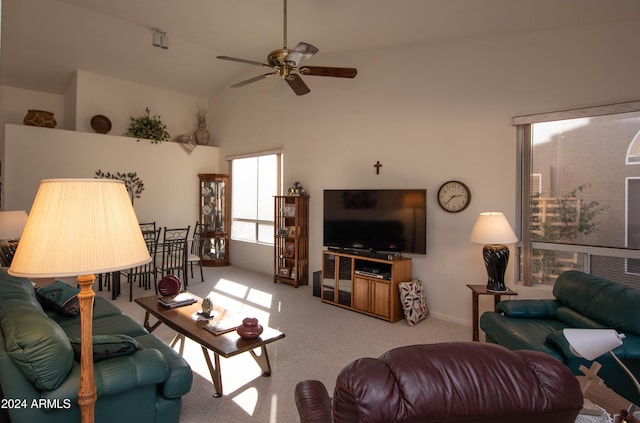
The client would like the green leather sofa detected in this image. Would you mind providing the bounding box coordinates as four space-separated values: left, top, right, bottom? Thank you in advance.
480 270 640 406
0 270 193 423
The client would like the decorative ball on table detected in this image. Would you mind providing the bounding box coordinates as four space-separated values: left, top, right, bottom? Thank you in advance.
236 317 263 339
158 275 181 296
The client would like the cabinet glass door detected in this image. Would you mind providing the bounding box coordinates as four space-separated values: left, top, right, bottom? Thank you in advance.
199 173 230 266
337 256 353 306
322 253 336 301
201 179 226 232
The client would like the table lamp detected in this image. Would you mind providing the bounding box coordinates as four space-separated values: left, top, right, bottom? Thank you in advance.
469 212 518 292
0 210 28 266
8 179 151 423
564 328 640 398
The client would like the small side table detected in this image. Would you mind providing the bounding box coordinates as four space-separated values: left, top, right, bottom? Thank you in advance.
466 284 518 342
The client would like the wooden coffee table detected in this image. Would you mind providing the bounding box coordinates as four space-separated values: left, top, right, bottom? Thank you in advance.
135 293 285 397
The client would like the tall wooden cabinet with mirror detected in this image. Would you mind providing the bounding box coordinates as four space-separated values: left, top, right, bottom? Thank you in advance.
274 195 309 287
199 173 230 266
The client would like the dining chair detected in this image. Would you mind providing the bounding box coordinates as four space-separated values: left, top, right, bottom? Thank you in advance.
121 227 160 301
139 221 156 232
187 222 206 283
156 226 190 289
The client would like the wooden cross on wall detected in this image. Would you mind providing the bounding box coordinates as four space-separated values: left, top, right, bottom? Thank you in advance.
374 161 382 174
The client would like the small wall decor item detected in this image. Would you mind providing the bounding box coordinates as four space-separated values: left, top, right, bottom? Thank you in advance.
437 180 471 213
95 170 145 205
374 160 382 174
126 107 170 144
23 109 57 128
193 103 210 145
236 317 263 339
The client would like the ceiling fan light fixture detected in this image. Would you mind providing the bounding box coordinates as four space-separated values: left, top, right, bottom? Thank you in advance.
217 0 357 96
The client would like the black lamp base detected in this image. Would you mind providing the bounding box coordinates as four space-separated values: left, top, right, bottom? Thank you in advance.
482 244 509 293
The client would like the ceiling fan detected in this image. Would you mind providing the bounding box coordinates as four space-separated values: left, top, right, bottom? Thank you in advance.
216 0 357 96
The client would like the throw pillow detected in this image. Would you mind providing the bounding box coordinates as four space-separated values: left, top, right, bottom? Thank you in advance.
398 279 429 326
36 280 80 316
0 301 74 391
69 334 143 363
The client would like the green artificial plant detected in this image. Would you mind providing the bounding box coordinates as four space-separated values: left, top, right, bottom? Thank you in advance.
126 107 170 144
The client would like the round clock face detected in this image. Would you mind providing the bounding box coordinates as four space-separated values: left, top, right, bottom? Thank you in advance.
437 180 471 213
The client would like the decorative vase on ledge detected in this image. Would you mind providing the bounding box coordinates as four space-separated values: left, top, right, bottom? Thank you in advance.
23 109 57 128
194 122 210 145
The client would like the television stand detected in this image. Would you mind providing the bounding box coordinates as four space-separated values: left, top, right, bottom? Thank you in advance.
321 250 412 322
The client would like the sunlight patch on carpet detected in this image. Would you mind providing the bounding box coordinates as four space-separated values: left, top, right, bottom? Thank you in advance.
214 278 248 299
232 387 258 415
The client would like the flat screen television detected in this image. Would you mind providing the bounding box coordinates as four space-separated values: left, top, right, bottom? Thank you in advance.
323 189 427 255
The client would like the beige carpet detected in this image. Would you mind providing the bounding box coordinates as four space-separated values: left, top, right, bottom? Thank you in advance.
97 265 470 422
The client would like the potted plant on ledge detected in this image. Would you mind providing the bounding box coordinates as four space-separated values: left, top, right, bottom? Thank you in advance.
126 107 170 144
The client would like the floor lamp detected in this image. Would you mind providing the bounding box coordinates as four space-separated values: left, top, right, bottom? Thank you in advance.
8 179 150 423
564 328 640 401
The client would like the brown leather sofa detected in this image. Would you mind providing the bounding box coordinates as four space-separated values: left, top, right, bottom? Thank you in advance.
295 342 583 423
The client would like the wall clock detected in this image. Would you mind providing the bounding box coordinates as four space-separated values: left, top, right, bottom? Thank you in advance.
437 180 471 213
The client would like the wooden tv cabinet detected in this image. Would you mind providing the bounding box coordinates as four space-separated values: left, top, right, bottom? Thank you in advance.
321 250 412 322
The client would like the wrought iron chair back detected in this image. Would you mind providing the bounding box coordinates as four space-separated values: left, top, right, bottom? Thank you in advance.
156 226 190 287
122 227 160 301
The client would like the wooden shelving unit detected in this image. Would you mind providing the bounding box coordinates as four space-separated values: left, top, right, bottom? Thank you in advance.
274 195 309 287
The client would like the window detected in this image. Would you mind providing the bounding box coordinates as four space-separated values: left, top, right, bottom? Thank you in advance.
229 151 282 245
516 101 640 289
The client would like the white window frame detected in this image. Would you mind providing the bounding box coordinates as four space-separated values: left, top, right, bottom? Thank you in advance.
227 149 283 245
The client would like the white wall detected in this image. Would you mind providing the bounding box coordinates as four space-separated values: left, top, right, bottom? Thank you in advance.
211 20 640 325
71 70 210 140
0 85 65 154
4 124 220 228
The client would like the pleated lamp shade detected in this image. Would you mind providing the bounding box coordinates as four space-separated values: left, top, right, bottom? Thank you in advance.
469 212 518 245
9 179 150 278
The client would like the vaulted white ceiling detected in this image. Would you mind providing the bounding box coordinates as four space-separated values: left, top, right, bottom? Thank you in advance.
3 0 640 97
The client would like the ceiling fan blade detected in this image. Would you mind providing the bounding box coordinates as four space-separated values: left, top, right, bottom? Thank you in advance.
299 66 358 78
285 74 310 96
217 56 272 68
230 72 277 88
285 42 319 67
